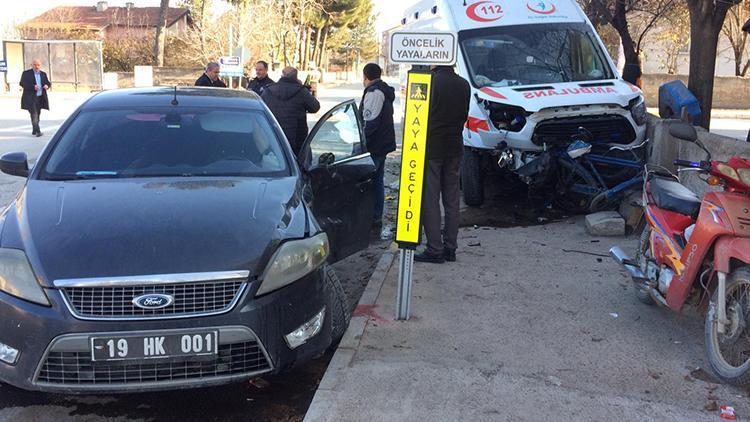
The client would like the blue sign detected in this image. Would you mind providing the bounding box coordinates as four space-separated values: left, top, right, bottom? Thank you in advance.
0 60 7 72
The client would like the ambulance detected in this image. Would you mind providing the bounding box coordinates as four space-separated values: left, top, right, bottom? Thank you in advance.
397 0 648 206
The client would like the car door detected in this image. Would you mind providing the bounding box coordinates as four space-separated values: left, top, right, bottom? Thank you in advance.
300 100 375 262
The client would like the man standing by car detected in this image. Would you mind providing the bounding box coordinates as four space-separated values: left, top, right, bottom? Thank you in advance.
360 63 396 229
195 62 227 88
415 65 470 264
262 67 320 155
20 59 51 137
247 61 275 96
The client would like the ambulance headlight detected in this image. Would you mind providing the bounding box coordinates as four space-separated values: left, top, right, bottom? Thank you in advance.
484 101 527 132
629 96 647 126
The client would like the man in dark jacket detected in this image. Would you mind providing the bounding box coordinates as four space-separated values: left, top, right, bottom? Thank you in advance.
20 59 51 137
262 67 320 155
195 62 227 87
360 63 396 227
247 61 274 96
415 66 471 264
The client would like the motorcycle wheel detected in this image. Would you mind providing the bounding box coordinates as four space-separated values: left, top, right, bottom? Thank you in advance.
705 267 750 386
552 159 599 214
634 227 655 305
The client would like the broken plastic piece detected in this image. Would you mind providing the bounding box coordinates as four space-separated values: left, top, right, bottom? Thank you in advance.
720 406 736 420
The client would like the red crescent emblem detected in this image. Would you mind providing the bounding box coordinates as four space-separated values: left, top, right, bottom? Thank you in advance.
527 1 557 14
467 1 504 23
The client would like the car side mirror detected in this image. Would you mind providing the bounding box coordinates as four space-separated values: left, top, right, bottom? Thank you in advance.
0 152 29 178
669 122 697 143
318 152 335 167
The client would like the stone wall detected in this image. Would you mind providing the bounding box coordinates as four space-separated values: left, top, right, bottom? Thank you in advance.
641 74 750 110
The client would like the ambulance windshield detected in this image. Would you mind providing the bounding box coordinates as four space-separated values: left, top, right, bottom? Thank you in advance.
460 23 613 88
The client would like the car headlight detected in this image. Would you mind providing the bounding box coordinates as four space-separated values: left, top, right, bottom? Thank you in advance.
0 248 50 306
256 233 329 296
630 97 647 126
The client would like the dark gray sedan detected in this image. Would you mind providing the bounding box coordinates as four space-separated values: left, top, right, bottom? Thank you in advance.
0 87 376 393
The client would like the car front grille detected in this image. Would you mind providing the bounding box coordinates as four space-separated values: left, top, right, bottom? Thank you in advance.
36 341 271 386
62 281 246 320
532 114 636 146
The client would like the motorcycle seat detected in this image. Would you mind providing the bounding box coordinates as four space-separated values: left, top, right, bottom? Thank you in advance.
650 177 702 218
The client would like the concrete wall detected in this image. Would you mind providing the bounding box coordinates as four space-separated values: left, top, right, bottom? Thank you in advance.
641 74 750 110
112 67 201 88
648 117 750 197
641 28 749 77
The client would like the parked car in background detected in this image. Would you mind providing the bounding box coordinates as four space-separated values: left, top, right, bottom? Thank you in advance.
0 87 375 393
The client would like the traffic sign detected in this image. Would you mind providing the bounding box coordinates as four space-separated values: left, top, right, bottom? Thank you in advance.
0 60 7 73
219 56 243 77
395 69 433 320
390 31 457 66
396 71 432 247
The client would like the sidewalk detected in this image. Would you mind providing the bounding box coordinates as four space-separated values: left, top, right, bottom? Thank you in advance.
305 219 747 421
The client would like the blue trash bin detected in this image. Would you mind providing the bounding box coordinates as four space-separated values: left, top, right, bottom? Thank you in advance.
658 80 702 126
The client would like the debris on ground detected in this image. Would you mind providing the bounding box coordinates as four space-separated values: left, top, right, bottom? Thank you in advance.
609 312 619 319
720 405 736 420
705 401 719 411
546 375 562 387
468 242 482 247
585 211 626 236
648 370 662 380
561 249 610 258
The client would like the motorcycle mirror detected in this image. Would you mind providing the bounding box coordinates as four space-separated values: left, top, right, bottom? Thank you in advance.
669 122 698 143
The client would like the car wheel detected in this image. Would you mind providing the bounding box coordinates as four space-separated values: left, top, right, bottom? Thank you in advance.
462 147 484 207
325 265 351 343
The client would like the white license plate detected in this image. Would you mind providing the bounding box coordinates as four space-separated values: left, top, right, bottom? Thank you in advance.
90 331 219 362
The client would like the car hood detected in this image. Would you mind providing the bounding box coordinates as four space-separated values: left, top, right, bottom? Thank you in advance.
2 177 306 287
476 79 642 112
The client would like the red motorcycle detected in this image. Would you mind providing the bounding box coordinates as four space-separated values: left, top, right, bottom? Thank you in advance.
611 122 750 385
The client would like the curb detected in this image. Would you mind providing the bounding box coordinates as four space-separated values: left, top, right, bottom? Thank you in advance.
304 245 398 422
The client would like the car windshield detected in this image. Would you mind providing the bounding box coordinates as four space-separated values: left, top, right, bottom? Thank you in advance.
460 23 613 88
42 108 290 179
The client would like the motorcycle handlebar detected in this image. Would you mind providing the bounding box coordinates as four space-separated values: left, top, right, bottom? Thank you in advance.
673 159 710 170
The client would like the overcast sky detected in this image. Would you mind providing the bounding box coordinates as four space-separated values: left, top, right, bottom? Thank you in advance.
4 0 415 34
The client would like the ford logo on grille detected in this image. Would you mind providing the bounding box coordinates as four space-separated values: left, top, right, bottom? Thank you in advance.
132 294 174 310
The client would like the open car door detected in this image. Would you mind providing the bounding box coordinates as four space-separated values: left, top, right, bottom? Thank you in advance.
300 100 376 262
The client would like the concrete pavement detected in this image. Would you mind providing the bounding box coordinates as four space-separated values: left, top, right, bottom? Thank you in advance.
306 220 749 421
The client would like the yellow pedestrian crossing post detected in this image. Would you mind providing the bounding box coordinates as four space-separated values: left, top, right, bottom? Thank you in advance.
390 31 457 320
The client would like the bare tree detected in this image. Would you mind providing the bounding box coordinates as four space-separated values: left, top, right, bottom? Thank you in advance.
153 0 170 66
722 0 750 76
685 0 743 129
582 0 677 81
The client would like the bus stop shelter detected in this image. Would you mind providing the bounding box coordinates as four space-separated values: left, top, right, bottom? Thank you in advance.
2 39 103 92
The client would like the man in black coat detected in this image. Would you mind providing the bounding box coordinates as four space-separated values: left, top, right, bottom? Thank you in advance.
247 61 275 96
415 66 470 264
195 62 227 88
359 63 396 228
261 67 320 155
20 59 51 137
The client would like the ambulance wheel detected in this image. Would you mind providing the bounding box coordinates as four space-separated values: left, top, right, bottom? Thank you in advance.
462 148 484 207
